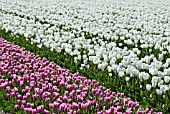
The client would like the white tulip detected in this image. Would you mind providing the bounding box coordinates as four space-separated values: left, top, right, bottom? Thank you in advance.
156 89 162 95
143 73 150 80
118 71 125 77
146 84 151 91
158 80 164 87
109 73 112 77
160 85 169 93
107 66 112 72
125 77 130 81
149 68 158 75
164 76 170 83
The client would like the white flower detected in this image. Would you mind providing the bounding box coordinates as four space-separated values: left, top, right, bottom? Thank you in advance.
162 63 169 68
156 89 162 95
125 77 130 81
160 85 169 93
93 58 101 65
50 48 54 51
138 72 143 80
107 66 112 72
24 33 29 38
143 73 150 80
158 80 164 87
98 64 104 71
166 68 170 75
83 55 87 60
74 57 78 63
149 68 158 75
158 54 164 61
118 71 125 77
167 46 170 53
164 32 170 36
146 84 151 91
81 64 85 67
164 76 170 83
77 55 81 60
140 85 143 88
109 73 112 77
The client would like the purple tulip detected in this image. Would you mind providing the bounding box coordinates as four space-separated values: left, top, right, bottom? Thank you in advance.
14 105 19 109
37 105 44 112
49 103 55 109
137 110 143 114
31 109 37 114
44 109 50 114
104 97 111 102
6 93 10 98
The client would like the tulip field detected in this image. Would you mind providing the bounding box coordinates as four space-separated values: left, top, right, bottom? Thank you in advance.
0 0 170 114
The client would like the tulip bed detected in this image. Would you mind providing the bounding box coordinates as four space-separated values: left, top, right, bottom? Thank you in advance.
0 38 162 114
0 0 170 113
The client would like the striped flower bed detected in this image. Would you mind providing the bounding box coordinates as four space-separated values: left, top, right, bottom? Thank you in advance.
0 38 162 114
1 0 170 113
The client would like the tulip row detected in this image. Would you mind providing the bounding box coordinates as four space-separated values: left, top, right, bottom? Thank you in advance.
0 37 162 114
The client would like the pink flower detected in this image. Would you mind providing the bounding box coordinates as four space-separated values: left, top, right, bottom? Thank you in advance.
128 101 133 107
17 100 21 104
66 84 73 90
104 97 111 103
135 104 140 109
106 109 112 114
125 109 132 114
26 102 31 108
21 100 26 105
45 98 50 103
68 98 72 103
110 106 115 112
37 105 44 112
59 81 65 87
54 102 60 108
34 88 40 94
92 89 97 94
14 105 19 109
117 106 122 112
31 109 37 114
30 104 34 108
23 95 27 100
6 93 10 98
77 109 81 114
49 103 55 109
120 93 124 98
116 102 120 106
26 92 30 98
44 109 49 114
137 110 143 114
53 92 59 99
21 104 25 109
124 99 129 105
52 86 58 92
97 112 102 114
99 98 103 102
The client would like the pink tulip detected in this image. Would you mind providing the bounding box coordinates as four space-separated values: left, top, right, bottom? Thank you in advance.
14 105 19 109
44 109 49 114
31 109 37 114
49 103 55 109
